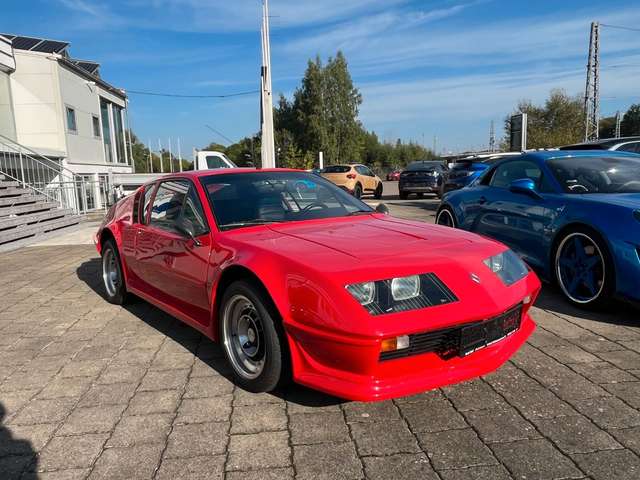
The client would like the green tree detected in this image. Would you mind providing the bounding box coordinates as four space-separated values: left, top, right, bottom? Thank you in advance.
599 116 617 139
621 104 640 137
503 89 585 149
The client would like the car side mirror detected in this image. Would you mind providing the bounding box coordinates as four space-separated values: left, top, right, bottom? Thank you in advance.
375 203 390 215
509 178 541 199
176 218 202 246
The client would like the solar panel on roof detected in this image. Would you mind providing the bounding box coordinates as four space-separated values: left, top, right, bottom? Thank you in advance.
73 61 100 75
0 34 17 40
31 40 68 53
11 36 41 50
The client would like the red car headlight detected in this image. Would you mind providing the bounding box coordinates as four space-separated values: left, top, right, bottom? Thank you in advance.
345 273 458 316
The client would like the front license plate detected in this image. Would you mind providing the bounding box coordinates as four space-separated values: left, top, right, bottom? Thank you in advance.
459 306 522 357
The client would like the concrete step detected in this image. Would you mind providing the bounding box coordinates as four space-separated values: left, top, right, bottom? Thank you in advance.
0 181 20 189
0 208 75 230
0 215 81 245
0 194 46 207
0 202 58 217
0 188 32 198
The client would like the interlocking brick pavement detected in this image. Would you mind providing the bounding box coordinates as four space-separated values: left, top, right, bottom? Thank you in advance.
1 239 640 479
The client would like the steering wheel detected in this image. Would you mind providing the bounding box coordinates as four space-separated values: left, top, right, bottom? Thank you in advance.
300 202 329 213
618 181 640 192
568 184 589 193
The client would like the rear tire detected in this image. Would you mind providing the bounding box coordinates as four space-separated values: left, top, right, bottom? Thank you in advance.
435 206 457 228
219 280 289 393
374 183 383 200
552 227 614 308
101 239 128 305
399 191 408 200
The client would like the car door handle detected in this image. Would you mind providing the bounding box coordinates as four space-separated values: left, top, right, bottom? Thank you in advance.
478 196 487 205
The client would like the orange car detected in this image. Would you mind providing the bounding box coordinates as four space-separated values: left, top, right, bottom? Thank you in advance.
321 164 383 199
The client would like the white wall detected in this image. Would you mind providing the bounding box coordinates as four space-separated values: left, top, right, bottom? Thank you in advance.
0 71 16 141
58 63 105 166
10 51 66 153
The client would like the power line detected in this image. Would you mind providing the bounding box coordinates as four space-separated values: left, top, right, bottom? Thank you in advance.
600 23 640 33
205 124 235 145
126 89 259 99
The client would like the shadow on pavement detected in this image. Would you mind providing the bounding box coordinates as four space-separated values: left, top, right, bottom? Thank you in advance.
535 283 639 327
0 403 37 479
76 258 345 409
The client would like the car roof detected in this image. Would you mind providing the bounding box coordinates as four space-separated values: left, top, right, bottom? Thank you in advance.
559 136 640 150
502 150 640 163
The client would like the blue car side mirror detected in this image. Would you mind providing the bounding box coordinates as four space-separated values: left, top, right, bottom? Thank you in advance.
509 178 541 198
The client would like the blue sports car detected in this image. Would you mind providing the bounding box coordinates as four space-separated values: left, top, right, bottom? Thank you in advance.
436 150 640 307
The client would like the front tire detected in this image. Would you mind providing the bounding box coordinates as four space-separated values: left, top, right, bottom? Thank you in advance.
101 239 128 305
553 227 614 308
219 280 288 392
374 183 383 200
435 206 457 228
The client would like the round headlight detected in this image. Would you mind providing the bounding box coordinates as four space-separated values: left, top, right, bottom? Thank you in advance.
346 282 375 305
391 275 421 301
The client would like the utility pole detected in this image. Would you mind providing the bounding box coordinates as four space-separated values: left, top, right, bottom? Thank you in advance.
615 111 622 138
168 138 174 173
177 138 183 172
584 21 600 142
158 139 164 173
260 0 276 168
489 121 496 152
147 139 153 173
432 136 437 155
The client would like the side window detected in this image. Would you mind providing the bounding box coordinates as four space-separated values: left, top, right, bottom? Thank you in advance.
617 142 640 153
182 187 208 236
354 166 365 175
206 156 226 169
142 184 156 224
132 191 141 224
480 167 496 186
490 161 542 188
150 181 189 232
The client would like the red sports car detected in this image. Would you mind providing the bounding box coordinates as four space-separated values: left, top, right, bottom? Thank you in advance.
387 170 401 181
96 169 540 401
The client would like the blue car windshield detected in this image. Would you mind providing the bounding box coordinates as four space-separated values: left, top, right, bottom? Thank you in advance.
548 156 640 194
200 172 374 230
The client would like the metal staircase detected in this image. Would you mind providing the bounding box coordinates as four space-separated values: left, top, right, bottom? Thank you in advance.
0 134 84 250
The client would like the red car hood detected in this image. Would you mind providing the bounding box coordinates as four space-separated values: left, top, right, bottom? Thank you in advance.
268 215 476 260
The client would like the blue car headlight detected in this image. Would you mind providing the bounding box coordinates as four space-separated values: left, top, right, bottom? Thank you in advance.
346 273 458 315
483 250 529 286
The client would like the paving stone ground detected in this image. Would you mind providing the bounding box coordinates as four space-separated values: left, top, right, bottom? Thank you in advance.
1 197 640 479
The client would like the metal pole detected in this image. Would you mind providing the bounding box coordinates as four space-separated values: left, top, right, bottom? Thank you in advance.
168 138 174 173
178 138 183 172
158 139 164 173
148 139 153 173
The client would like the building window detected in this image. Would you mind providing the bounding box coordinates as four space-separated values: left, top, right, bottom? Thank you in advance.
100 98 113 163
92 115 101 138
66 106 77 133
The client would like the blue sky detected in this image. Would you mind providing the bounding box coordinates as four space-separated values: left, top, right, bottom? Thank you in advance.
3 0 640 155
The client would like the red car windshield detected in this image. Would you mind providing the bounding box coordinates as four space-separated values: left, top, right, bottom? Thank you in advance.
200 172 374 230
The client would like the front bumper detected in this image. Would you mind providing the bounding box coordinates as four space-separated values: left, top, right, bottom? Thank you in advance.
286 300 537 402
400 184 438 193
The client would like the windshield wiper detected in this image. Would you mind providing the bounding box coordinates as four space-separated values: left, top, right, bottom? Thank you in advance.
346 210 374 216
221 220 277 231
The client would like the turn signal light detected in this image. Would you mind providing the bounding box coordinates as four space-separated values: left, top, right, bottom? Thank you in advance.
380 335 410 353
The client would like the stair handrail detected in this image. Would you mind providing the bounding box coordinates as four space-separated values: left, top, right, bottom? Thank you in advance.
0 133 82 213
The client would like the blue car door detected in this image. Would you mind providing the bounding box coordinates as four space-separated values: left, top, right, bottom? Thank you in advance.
472 159 554 270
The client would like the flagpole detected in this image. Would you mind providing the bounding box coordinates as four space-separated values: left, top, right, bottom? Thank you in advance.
260 0 276 169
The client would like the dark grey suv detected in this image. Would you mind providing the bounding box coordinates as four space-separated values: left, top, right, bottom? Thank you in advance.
398 161 447 199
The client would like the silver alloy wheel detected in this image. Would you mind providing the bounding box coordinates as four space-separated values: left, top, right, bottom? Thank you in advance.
222 294 266 380
436 209 455 228
555 232 605 304
102 248 120 298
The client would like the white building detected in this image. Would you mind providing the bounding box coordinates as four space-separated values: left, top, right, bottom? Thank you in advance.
0 34 133 209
